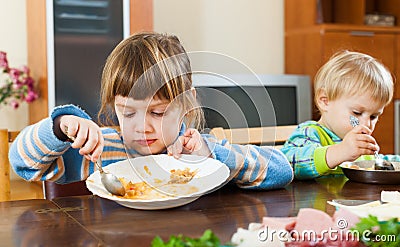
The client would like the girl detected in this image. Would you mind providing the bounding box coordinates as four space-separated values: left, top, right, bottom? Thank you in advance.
9 32 293 189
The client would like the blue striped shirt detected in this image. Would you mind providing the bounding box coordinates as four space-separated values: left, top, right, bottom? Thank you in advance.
9 104 294 190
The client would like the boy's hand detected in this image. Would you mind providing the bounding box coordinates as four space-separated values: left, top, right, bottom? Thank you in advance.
167 128 211 159
326 125 379 168
55 115 104 162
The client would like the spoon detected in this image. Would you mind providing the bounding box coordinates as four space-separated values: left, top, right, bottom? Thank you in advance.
349 116 395 170
64 128 126 196
92 156 126 196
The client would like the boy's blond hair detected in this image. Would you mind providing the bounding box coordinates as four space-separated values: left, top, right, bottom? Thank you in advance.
314 50 394 111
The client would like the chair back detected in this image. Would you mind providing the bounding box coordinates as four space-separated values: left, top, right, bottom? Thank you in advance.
0 129 20 201
209 125 297 147
0 129 91 201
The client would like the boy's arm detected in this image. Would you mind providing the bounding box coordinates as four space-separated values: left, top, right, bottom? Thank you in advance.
9 104 91 183
202 134 294 190
382 154 400 162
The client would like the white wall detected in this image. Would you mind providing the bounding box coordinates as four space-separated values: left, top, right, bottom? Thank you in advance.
154 0 284 74
1 0 27 64
3 0 284 180
0 0 29 131
1 0 284 131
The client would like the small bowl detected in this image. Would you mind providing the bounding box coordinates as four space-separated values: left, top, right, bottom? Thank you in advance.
340 160 400 185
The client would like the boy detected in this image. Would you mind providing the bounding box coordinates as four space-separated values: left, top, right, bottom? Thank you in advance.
281 50 395 179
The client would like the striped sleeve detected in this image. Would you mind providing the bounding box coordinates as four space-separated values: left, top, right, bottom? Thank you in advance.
203 134 294 190
280 125 336 179
280 125 324 179
9 104 127 184
9 117 72 182
101 127 129 162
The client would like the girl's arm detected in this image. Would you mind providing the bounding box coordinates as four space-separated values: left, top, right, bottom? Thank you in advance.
9 105 94 183
203 134 294 190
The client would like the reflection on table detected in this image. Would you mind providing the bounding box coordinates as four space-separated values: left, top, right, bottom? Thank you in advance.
1 200 100 246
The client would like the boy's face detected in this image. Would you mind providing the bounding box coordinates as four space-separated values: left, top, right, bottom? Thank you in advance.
114 95 183 155
317 91 385 139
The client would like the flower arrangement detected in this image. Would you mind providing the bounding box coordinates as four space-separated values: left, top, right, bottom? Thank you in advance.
0 51 38 109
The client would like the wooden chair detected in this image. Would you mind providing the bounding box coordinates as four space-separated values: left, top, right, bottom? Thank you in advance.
0 128 90 201
0 129 20 201
209 125 297 147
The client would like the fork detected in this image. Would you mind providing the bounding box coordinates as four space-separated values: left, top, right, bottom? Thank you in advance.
349 115 394 170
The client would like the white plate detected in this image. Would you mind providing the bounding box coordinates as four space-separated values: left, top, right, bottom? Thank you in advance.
86 154 230 210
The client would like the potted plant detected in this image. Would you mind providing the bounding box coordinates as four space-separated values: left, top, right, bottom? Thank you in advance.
0 51 38 109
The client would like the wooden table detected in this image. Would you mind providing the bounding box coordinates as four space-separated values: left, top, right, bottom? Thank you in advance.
2 177 399 246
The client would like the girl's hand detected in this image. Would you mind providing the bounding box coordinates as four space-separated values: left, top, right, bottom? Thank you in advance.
55 115 104 162
326 125 379 168
167 128 211 159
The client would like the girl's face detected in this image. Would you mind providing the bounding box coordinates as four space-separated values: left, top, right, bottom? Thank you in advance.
114 95 183 155
317 91 385 139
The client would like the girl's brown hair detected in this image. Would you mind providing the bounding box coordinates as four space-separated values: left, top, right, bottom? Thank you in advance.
98 32 204 129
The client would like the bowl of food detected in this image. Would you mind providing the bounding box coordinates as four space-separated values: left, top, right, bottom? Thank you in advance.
340 160 400 184
86 154 230 210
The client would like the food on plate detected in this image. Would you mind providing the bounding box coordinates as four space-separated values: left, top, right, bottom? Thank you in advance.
328 191 400 221
120 179 152 198
116 167 200 200
231 221 287 247
381 191 400 204
340 162 400 171
144 165 152 175
169 167 198 184
118 177 199 200
341 163 374 171
231 208 362 247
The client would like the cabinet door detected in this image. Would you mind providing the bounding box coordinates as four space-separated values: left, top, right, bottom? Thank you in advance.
322 31 395 69
396 36 400 100
321 31 395 154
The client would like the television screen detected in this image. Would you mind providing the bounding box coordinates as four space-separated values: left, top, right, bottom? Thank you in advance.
196 86 297 129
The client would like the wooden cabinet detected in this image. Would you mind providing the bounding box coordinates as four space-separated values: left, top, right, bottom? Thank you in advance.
26 0 152 124
285 0 400 154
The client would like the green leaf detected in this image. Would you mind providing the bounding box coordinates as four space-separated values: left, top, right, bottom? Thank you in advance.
352 215 400 247
150 229 233 247
151 236 165 247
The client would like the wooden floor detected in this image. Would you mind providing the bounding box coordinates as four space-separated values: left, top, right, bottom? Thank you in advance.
9 180 44 201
